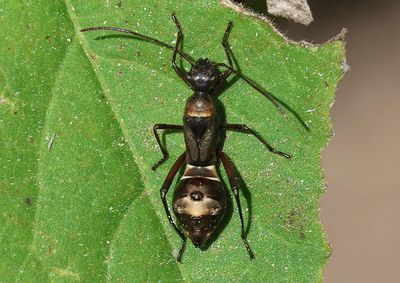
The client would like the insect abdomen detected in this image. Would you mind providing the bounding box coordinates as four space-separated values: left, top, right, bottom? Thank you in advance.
172 165 226 247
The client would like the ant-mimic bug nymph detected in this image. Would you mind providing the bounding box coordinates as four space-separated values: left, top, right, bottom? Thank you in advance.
81 13 292 262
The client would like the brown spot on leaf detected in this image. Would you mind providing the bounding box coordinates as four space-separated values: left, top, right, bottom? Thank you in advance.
24 197 32 205
284 207 306 240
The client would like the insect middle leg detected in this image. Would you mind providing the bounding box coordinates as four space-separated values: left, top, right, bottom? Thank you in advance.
219 151 255 259
152 124 183 171
222 123 291 159
160 152 187 262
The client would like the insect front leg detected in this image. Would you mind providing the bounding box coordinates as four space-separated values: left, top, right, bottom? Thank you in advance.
170 13 192 85
219 151 255 259
152 124 183 171
160 152 187 262
222 123 291 159
222 21 234 71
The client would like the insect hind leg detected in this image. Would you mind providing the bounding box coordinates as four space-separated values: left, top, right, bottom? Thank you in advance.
219 151 255 259
159 152 187 261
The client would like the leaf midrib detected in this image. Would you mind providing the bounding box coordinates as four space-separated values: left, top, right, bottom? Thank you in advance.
64 0 186 281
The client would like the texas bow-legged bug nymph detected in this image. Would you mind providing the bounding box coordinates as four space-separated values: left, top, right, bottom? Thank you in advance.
81 13 292 262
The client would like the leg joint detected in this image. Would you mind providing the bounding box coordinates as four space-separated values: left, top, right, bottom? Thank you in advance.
160 189 167 199
232 184 239 195
240 124 250 132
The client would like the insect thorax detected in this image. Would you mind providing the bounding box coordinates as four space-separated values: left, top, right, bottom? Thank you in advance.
183 93 219 166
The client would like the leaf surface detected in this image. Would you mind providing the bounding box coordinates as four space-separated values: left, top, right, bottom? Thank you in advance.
0 0 344 282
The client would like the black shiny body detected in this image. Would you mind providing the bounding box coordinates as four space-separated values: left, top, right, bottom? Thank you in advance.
184 91 219 166
173 177 226 247
171 60 227 248
81 13 292 262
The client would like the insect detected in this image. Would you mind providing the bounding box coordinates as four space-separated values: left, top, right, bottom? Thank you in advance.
81 13 291 261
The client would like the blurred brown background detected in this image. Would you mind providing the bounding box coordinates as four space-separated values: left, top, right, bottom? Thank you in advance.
240 0 400 281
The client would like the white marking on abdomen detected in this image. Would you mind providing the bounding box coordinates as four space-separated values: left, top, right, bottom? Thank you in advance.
180 164 221 182
180 175 220 181
175 196 222 216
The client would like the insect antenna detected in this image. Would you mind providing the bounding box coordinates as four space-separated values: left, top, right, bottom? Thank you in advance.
80 26 195 65
217 63 286 115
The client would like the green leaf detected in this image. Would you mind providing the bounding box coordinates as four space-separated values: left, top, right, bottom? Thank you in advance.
0 0 345 282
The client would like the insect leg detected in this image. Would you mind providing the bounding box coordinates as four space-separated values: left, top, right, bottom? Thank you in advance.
216 62 286 115
152 124 183 171
171 14 193 86
222 123 291 159
222 21 234 69
219 21 234 80
218 22 285 117
219 151 255 259
160 152 187 261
